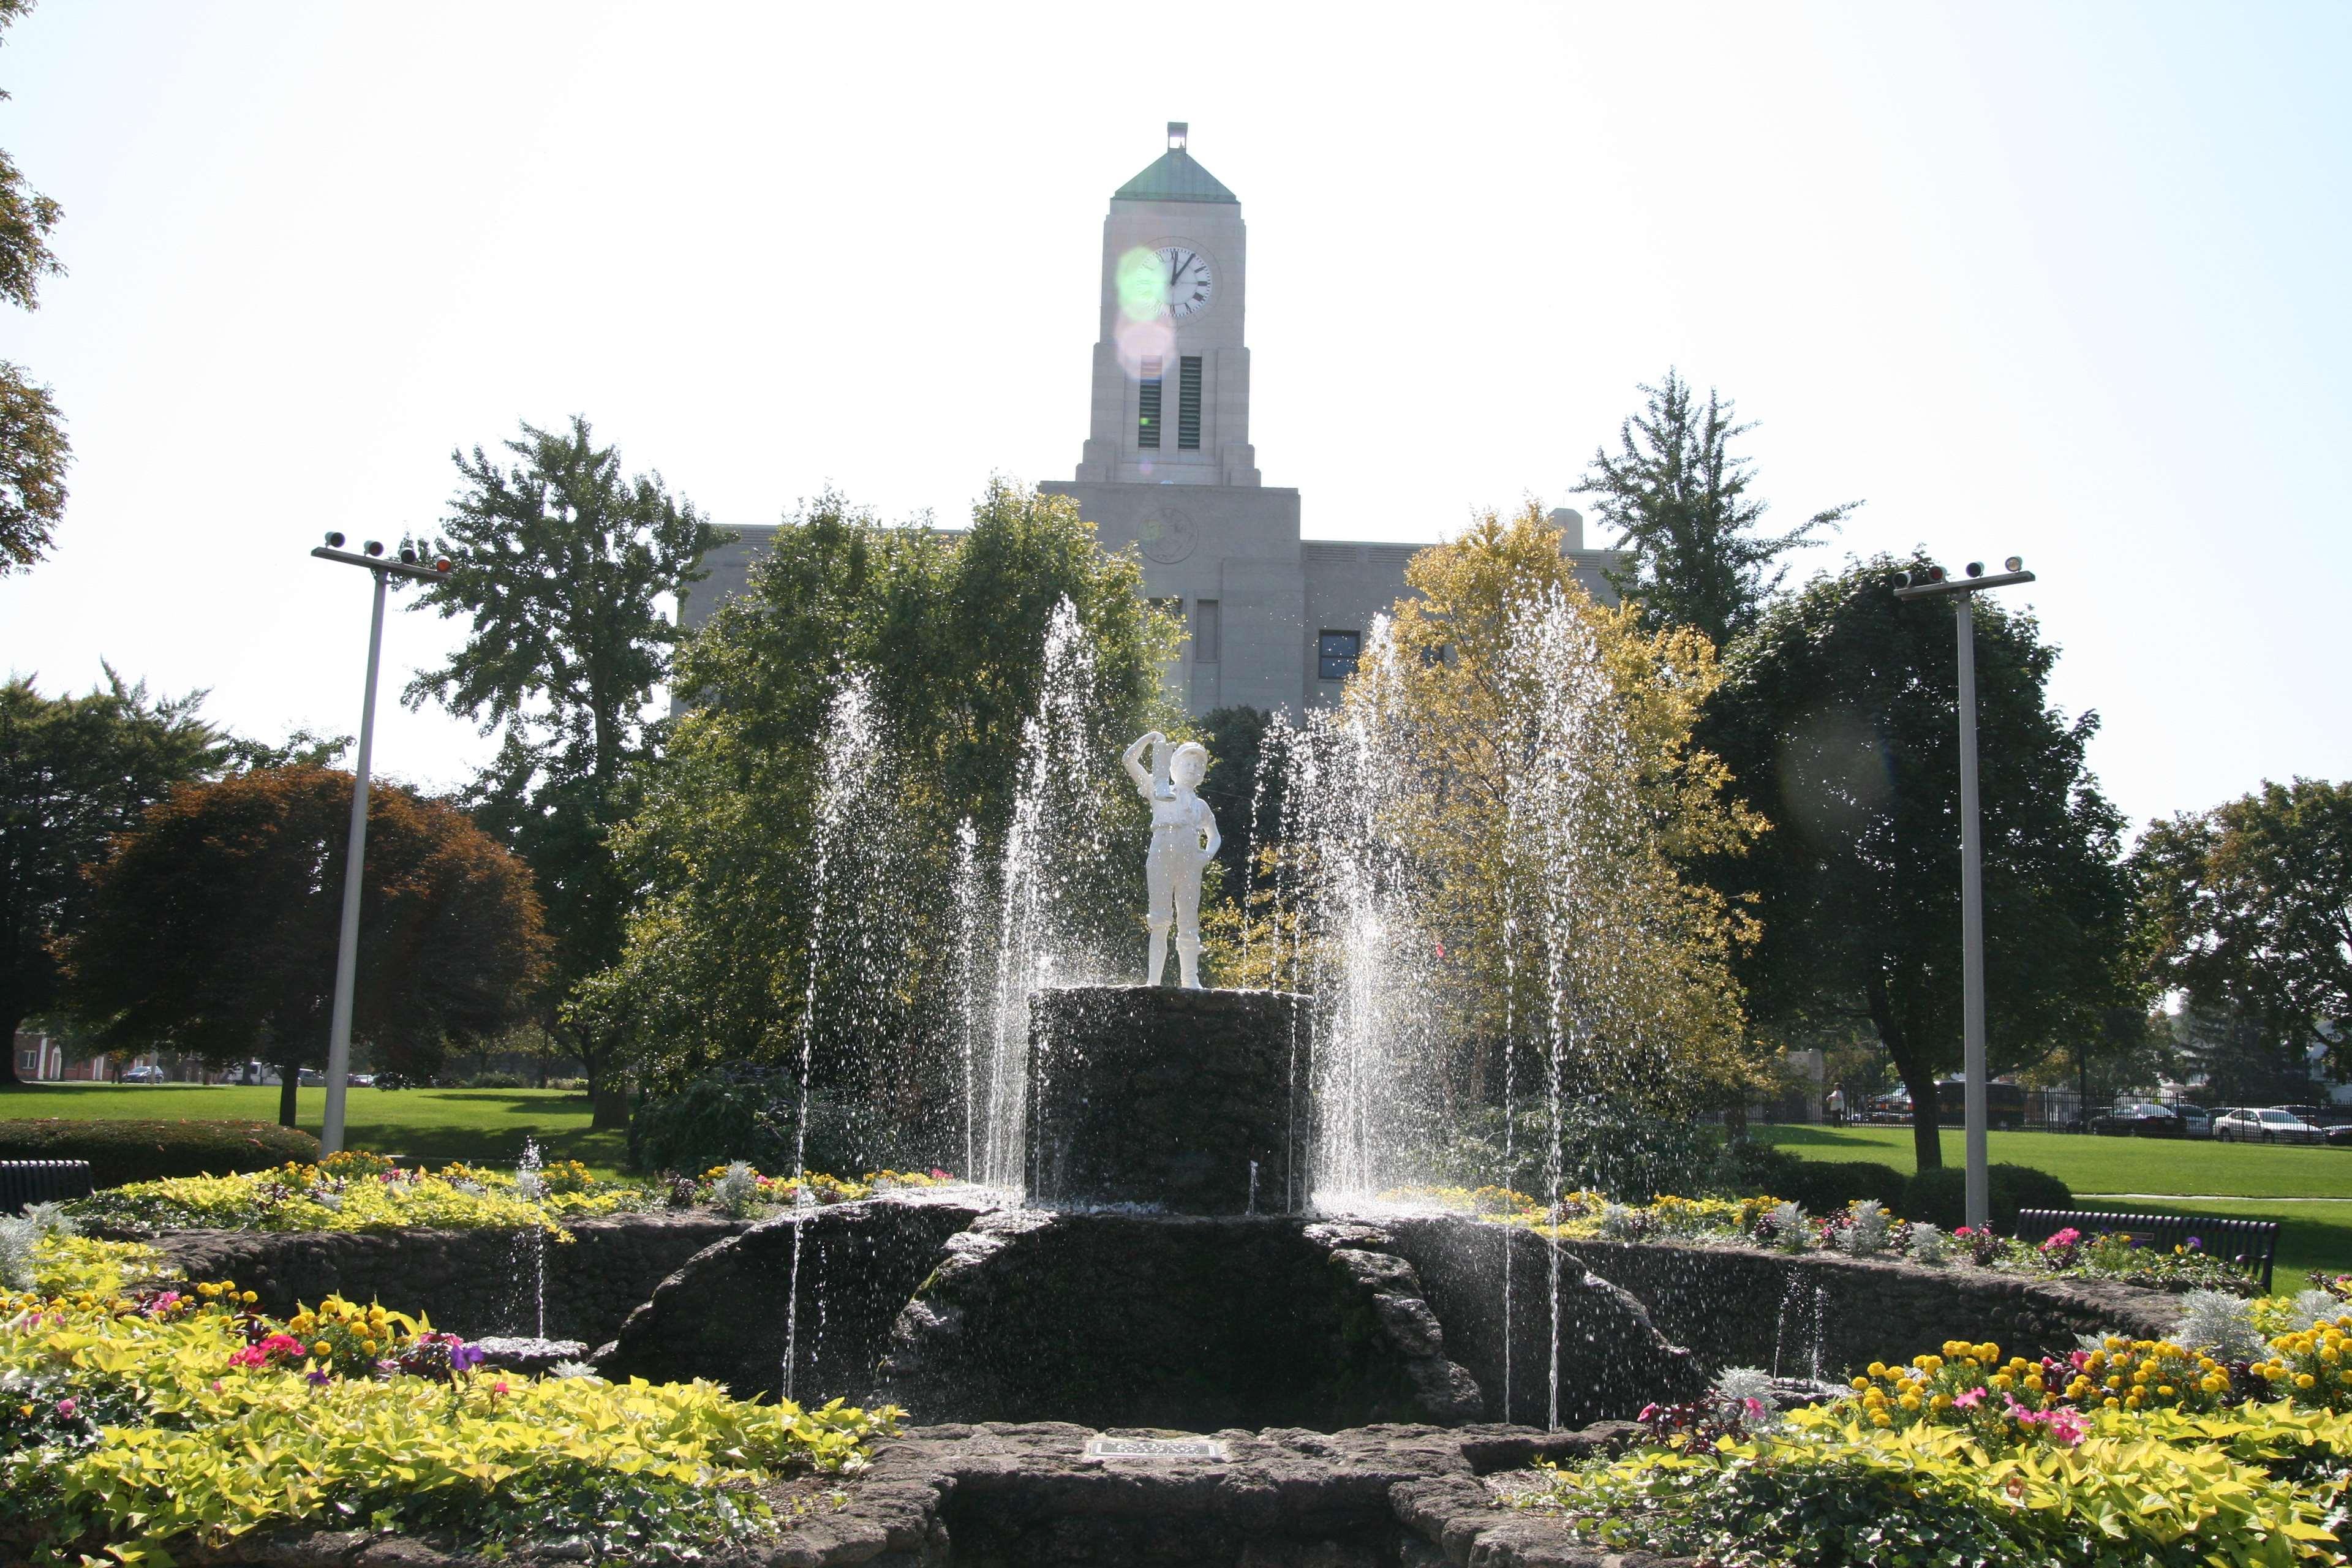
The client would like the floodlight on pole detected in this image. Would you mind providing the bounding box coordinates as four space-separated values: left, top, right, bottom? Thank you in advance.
1893 558 2035 1232
311 535 451 1153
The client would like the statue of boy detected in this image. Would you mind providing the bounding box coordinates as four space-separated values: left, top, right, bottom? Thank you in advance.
1121 730 1221 989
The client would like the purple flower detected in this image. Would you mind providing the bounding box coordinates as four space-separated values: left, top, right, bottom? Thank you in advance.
448 1341 487 1373
2186 1237 2202 1250
306 1370 331 1387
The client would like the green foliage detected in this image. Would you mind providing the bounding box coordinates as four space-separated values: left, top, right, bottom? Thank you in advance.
1737 1147 1909 1215
2136 779 2352 1070
582 480 1172 1165
628 1068 797 1175
1577 368 1856 648
0 1 67 576
67 767 550 1108
1190 704 1281 887
0 671 224 1082
1701 554 2139 1167
1903 1162 2074 1232
0 360 66 573
0 1117 318 1185
402 415 726 1106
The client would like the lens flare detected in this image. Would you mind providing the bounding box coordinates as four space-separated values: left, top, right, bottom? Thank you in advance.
1116 246 1170 323
1115 315 1174 378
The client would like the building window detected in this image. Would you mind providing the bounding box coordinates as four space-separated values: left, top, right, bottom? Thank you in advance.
1177 356 1202 450
1137 358 1161 449
1192 599 1219 663
1317 630 1360 681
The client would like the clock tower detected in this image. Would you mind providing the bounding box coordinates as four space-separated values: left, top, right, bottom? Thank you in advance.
1044 123 1308 713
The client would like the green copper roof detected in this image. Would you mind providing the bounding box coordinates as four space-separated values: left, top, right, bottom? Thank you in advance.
1114 146 1237 205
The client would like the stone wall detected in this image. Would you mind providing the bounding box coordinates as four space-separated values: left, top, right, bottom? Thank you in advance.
1560 1238 2184 1377
877 1210 1490 1432
1027 986 1305 1215
153 1212 750 1348
599 1193 992 1401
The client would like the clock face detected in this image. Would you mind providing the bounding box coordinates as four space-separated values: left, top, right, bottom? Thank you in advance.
1155 245 1215 319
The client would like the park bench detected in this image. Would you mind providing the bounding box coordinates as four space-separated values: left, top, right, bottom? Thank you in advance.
0 1159 94 1215
2016 1207 2280 1293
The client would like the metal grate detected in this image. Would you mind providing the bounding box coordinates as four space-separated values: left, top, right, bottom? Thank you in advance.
1178 356 1202 450
1137 358 1161 450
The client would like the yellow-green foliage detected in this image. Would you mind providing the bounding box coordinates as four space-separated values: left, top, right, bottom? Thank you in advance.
1539 1402 2346 1565
2 1235 894 1561
63 1159 648 1238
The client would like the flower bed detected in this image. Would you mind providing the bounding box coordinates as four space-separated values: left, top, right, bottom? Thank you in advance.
1384 1184 2268 1295
62 1151 962 1237
1520 1295 2352 1564
0 1211 892 1564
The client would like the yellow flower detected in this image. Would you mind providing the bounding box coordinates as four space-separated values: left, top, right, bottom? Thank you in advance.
1868 1362 1887 1378
2102 1396 2119 1409
313 1341 332 1358
1899 1392 1922 1411
2297 1373 2318 1390
1871 1412 1893 1428
2157 1385 2176 1398
1850 1377 1869 1390
241 1291 258 1305
361 1340 377 1354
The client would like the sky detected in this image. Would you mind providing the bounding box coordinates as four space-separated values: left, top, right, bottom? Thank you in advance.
1 2 2345 834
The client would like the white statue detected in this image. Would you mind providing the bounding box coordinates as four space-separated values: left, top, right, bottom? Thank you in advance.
1121 730 1221 989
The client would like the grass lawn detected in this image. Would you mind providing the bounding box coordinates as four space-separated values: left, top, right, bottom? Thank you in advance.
0 1084 628 1177
1755 1123 2352 1278
1754 1122 2352 1200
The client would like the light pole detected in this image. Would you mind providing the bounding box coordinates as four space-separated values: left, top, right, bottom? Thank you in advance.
1894 556 2036 1233
311 533 450 1153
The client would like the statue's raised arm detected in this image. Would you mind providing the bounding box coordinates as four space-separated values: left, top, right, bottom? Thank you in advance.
1122 730 1164 798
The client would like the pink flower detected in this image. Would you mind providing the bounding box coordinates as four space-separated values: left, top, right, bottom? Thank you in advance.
1951 1387 1985 1409
492 1379 510 1396
54 1398 75 1418
1743 1397 1768 1419
1954 1227 1975 1238
2039 1227 2082 1253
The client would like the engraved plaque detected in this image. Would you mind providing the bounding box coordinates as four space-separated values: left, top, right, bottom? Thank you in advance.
1084 1436 1228 1460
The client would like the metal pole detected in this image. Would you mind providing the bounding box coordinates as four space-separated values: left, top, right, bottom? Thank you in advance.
322 570 388 1155
1955 597 1989 1231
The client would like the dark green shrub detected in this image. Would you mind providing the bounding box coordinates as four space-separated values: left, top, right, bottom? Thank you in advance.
630 1071 796 1175
0 1118 319 1186
1707 1137 1805 1196
1780 1159 1909 1215
467 1073 524 1090
1901 1162 2072 1231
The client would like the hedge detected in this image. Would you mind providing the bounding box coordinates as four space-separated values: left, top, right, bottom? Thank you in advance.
1901 1161 2073 1232
1779 1158 1910 1216
0 1118 320 1186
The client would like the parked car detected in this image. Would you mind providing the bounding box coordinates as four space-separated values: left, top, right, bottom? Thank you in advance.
2275 1103 2352 1129
2215 1107 2325 1144
349 1074 376 1088
121 1065 167 1084
2091 1103 2182 1137
2173 1104 2212 1137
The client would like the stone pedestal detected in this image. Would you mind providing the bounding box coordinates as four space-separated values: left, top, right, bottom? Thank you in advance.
1025 985 1305 1215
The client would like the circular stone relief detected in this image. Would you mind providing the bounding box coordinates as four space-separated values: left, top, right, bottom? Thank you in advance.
1140 510 1197 565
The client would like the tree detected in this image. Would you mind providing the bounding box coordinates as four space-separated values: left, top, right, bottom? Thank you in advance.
1191 705 1283 887
1577 369 1855 649
578 480 1174 1160
0 671 221 1085
402 415 723 1120
1234 502 1768 1133
69 767 549 1126
1699 555 2138 1168
2135 779 2352 1069
0 0 70 575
